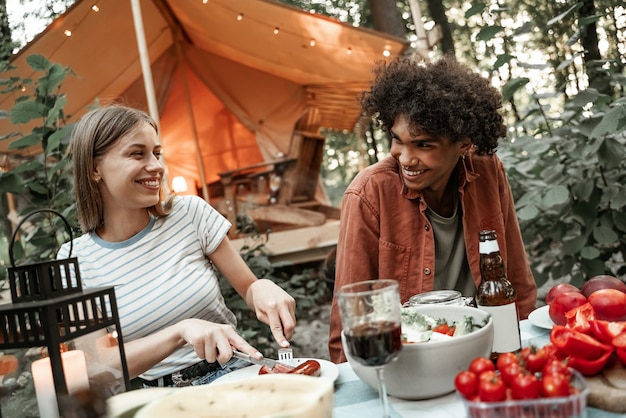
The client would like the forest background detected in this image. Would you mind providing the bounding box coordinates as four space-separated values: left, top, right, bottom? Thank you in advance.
0 0 625 355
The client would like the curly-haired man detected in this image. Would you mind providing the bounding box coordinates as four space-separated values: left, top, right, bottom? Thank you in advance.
328 55 537 363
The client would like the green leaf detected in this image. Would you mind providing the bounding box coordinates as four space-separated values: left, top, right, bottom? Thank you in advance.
493 54 515 70
38 63 67 96
571 89 599 108
547 3 584 26
476 25 504 42
598 138 625 170
10 100 47 124
465 2 485 18
562 235 586 255
517 204 539 220
592 225 618 244
590 103 626 138
28 182 48 194
613 212 626 232
46 95 67 126
0 172 24 194
26 54 52 71
542 186 569 207
502 78 529 102
571 180 594 201
8 133 42 149
580 246 600 260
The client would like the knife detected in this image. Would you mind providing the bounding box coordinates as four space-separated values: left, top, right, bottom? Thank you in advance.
232 350 295 372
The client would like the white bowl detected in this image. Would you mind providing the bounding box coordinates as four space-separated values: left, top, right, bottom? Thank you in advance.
342 304 494 400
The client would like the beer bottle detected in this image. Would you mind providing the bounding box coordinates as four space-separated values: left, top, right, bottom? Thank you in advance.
476 230 521 360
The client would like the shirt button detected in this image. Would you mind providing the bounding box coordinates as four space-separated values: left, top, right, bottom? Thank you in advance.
424 224 430 231
424 268 431 275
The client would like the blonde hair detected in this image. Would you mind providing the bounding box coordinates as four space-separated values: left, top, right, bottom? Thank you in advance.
70 105 170 232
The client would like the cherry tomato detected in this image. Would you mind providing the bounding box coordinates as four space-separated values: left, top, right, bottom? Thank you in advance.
454 370 478 399
496 352 519 372
510 372 541 400
499 361 523 386
588 320 626 344
588 289 626 321
520 346 549 374
549 292 588 325
541 373 571 398
546 283 582 305
469 357 495 376
478 373 507 402
550 325 613 361
542 359 571 379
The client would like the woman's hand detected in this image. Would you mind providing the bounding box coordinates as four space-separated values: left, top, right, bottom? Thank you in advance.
246 279 296 347
176 319 262 365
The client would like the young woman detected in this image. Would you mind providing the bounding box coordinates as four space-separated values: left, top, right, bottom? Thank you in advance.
58 105 296 386
328 55 537 363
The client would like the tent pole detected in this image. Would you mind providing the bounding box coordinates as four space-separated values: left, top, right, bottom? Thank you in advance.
130 0 175 197
172 35 210 203
129 0 160 125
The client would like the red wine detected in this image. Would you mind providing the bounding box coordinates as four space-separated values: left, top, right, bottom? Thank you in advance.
344 321 402 367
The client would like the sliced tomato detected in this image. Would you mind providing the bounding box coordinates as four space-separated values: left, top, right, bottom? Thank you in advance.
565 302 595 335
550 325 613 360
433 323 456 336
589 320 626 345
567 349 613 376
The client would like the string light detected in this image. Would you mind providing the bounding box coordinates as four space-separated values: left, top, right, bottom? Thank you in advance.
237 13 243 21
383 47 391 57
273 27 280 35
309 39 316 47
346 47 352 55
64 30 72 37
91 5 99 12
202 0 209 4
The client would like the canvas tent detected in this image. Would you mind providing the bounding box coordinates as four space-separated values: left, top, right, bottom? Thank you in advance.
1 0 408 260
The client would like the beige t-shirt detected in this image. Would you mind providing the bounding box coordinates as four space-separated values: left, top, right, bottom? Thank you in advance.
425 192 476 297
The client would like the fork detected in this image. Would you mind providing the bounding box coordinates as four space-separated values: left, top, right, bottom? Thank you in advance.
278 347 294 366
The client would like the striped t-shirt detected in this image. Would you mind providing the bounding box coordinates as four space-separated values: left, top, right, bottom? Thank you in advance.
57 195 236 380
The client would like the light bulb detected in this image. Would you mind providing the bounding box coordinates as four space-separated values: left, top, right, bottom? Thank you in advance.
64 30 72 37
91 5 99 12
237 13 243 21
309 39 316 47
273 27 280 35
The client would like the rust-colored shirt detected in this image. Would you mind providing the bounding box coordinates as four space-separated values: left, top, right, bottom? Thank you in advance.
329 153 537 363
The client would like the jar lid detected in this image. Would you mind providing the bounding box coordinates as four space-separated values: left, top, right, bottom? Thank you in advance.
406 290 462 306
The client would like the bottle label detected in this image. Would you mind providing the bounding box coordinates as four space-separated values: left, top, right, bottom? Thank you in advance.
479 240 499 254
477 302 521 353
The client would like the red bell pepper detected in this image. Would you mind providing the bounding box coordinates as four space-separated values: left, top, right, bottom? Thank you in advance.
565 302 595 335
550 325 613 361
566 348 613 375
589 320 626 345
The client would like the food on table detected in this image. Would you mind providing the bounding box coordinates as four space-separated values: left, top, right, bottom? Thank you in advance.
548 292 588 325
400 309 488 343
455 353 581 402
545 283 582 305
258 359 321 377
580 275 626 298
587 289 626 322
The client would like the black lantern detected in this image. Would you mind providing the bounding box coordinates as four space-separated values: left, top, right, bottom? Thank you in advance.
0 210 130 418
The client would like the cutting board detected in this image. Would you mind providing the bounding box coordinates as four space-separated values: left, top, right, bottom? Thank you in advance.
586 356 626 413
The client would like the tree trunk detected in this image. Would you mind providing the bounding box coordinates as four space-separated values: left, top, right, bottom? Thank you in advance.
368 0 406 39
579 0 609 94
425 0 455 53
0 0 12 61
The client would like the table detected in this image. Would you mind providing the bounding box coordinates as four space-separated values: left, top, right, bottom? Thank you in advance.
332 320 626 417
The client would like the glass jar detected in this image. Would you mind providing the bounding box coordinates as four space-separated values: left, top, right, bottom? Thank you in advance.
403 290 465 308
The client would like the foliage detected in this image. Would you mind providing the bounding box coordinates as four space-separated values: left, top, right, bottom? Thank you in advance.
500 74 626 288
218 216 331 358
0 54 77 285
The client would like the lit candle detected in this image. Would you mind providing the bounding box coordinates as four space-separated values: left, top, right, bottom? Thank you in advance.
32 350 90 418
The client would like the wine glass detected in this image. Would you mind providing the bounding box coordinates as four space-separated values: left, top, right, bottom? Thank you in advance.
337 279 402 418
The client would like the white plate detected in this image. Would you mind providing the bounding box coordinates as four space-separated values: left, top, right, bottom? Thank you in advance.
213 358 339 383
528 305 554 330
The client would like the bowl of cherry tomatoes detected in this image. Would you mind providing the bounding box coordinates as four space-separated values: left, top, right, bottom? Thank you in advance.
456 347 589 418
